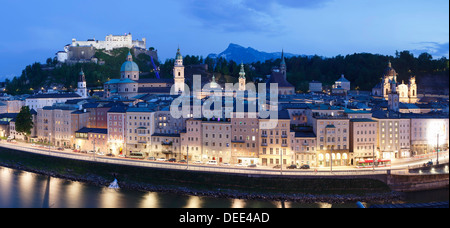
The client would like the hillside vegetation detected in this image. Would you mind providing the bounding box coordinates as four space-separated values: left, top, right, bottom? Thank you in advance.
4 48 448 96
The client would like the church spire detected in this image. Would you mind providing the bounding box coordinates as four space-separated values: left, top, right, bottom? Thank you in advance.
280 49 287 79
239 62 246 79
127 51 133 61
79 68 86 82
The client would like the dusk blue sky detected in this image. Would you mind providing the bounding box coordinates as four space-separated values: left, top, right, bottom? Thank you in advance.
0 0 448 81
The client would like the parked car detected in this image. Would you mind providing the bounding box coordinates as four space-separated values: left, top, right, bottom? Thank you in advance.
247 164 257 168
300 164 310 169
96 152 105 156
157 158 167 161
287 164 297 169
147 156 156 161
106 153 115 157
57 147 64 151
207 160 218 165
118 154 125 158
168 158 177 162
273 165 281 169
88 150 95 154
193 160 203 164
179 160 187 163
235 163 245 167
221 163 231 166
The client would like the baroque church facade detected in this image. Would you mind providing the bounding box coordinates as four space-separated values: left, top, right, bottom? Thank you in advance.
372 61 418 104
103 49 184 99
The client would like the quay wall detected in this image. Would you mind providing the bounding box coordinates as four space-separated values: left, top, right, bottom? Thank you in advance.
387 173 449 192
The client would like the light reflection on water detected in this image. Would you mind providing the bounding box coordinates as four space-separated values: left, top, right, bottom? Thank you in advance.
0 167 447 208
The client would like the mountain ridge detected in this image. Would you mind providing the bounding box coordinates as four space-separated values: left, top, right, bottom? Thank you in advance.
207 43 307 64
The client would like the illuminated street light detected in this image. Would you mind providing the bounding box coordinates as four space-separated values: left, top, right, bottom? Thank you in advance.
427 120 446 165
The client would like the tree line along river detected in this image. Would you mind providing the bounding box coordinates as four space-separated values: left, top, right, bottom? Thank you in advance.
0 166 448 208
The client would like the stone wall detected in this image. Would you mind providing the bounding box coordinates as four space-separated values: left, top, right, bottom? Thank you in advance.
387 173 449 192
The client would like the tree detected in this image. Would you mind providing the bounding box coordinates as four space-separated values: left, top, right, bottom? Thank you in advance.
15 106 34 141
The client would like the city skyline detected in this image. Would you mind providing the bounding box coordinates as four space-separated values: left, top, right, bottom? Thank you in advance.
0 0 448 80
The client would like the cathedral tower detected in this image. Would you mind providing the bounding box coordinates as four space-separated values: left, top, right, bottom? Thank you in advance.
173 47 185 94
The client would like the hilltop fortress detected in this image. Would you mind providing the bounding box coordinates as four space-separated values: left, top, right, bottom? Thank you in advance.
56 33 156 64
71 33 146 51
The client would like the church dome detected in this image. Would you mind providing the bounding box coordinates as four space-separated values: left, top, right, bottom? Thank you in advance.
121 61 139 72
176 48 183 60
383 61 397 77
121 52 139 72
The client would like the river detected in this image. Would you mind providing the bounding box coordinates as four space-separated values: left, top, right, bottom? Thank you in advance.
0 166 448 208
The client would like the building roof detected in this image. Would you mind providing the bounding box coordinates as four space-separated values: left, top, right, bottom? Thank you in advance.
42 106 78 111
152 133 181 137
350 118 377 122
136 78 174 84
76 127 107 134
107 106 128 113
27 93 82 99
294 131 316 138
104 78 137 84
126 107 156 112
137 86 172 94
336 75 350 82
266 71 294 88
344 108 371 114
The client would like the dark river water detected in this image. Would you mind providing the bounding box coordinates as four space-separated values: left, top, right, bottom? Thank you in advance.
0 166 448 208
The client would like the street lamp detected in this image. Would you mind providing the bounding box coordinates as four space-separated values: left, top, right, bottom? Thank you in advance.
427 120 446 166
186 146 189 170
373 144 376 172
280 148 283 175
437 133 439 165
93 138 96 161
325 146 333 173
48 133 51 155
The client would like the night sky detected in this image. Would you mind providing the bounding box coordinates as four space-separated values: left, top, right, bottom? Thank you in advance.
0 0 448 80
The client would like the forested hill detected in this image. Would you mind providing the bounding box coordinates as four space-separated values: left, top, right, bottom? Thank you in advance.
3 48 449 96
4 48 160 95
281 51 449 92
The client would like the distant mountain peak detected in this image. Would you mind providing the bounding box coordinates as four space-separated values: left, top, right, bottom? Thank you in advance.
207 43 303 64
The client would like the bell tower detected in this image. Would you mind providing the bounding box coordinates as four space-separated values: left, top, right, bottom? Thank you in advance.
173 47 185 94
409 76 418 103
77 69 88 98
238 63 246 91
280 49 287 80
388 78 399 112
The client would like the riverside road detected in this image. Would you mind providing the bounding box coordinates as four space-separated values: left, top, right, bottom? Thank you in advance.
1 141 448 177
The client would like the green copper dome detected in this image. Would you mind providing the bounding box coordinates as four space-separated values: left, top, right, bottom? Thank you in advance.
121 52 139 72
176 48 183 60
